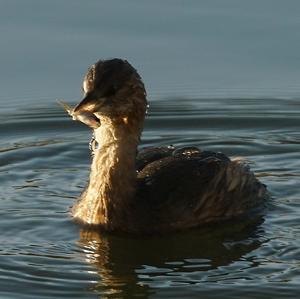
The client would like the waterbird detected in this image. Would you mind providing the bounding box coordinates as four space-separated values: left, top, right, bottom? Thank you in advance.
61 58 267 233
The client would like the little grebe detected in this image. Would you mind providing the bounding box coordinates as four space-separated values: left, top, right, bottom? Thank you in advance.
65 58 267 233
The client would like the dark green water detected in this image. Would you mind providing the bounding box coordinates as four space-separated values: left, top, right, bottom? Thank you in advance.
0 1 299 298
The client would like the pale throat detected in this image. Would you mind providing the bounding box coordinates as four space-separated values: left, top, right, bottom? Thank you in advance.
72 114 141 226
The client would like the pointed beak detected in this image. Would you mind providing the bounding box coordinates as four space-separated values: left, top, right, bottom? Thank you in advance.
74 93 97 113
71 93 102 129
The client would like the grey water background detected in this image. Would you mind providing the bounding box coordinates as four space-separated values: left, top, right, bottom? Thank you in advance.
0 0 300 298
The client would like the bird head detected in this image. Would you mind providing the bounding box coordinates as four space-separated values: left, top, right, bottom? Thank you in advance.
74 58 147 125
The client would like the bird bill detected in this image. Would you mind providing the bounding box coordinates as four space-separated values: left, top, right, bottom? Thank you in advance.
57 100 100 129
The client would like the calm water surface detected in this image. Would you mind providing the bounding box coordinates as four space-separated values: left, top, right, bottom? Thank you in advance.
0 1 300 298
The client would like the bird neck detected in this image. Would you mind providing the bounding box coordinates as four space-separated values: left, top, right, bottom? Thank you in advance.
72 116 142 229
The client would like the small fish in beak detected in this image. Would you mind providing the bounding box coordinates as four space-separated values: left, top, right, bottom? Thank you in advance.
58 100 100 129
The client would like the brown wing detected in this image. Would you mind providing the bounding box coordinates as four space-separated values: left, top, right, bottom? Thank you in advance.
136 146 175 172
135 148 266 232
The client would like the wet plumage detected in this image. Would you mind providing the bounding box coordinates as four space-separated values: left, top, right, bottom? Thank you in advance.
135 146 266 232
65 58 267 234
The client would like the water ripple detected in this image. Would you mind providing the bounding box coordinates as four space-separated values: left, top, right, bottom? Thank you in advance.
0 97 299 298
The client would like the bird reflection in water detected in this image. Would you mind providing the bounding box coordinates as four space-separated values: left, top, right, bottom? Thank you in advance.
77 216 264 298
